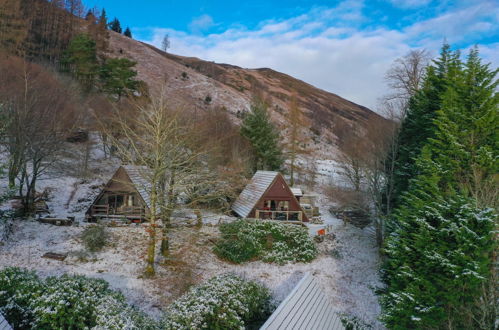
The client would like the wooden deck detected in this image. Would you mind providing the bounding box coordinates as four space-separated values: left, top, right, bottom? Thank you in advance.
260 273 344 330
0 313 12 330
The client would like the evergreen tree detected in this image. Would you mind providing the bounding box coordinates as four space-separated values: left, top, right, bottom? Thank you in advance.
428 47 498 207
240 98 283 171
62 34 98 91
98 9 108 30
390 44 461 209
108 18 122 33
124 27 132 38
99 58 139 100
381 47 498 329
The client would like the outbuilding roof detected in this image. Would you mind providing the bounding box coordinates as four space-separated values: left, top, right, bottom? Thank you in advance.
290 187 303 197
261 273 344 330
231 171 279 218
0 312 12 330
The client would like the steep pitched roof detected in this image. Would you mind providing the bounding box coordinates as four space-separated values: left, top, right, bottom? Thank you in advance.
231 171 279 218
261 273 344 330
121 165 153 209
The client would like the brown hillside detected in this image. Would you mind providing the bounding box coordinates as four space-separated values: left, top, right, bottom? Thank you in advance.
106 31 382 157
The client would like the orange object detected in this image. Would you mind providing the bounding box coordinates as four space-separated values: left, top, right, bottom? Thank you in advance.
318 228 326 236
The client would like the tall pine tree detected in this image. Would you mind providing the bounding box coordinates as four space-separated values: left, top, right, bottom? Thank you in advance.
124 27 132 38
240 98 283 171
390 44 461 209
108 18 122 33
381 46 498 329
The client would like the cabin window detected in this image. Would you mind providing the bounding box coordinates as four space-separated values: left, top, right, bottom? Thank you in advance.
277 200 289 211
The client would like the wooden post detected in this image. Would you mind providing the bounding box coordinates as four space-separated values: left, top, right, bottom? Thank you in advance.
256 210 260 219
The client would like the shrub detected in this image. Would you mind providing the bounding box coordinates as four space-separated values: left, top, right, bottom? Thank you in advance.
31 275 113 329
94 295 158 329
81 225 108 252
0 267 43 329
0 268 157 329
161 273 273 329
214 220 317 264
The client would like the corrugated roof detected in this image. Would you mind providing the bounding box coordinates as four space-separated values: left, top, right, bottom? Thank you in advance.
260 273 345 330
0 313 12 330
231 171 279 218
122 165 153 209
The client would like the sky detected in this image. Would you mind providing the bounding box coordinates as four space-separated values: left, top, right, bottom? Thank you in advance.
84 0 498 110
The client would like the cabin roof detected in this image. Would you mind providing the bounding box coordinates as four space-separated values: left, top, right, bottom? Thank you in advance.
260 273 344 330
231 171 279 218
121 165 153 209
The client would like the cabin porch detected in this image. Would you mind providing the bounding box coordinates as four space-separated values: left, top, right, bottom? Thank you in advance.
88 192 147 222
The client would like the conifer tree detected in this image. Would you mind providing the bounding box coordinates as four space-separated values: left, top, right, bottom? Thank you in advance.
391 44 461 208
124 27 132 38
62 34 99 91
381 46 498 329
99 58 140 100
108 18 122 33
240 98 283 171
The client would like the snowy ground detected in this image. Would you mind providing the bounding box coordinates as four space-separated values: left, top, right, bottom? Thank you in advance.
0 145 383 328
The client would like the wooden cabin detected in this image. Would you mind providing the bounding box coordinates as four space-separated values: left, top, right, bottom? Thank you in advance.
231 171 309 222
86 165 152 222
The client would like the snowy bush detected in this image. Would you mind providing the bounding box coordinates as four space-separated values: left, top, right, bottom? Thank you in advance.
161 273 273 329
93 295 158 329
31 274 113 328
0 267 43 329
214 220 317 264
0 268 157 329
81 225 108 252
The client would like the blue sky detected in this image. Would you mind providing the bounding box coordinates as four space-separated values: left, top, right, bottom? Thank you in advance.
84 0 498 109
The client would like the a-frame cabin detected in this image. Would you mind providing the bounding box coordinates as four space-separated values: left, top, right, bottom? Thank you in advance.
86 165 152 222
232 171 309 222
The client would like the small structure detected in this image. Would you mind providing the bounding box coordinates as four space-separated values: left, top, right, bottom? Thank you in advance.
260 273 344 330
290 187 303 201
232 171 308 222
86 165 152 222
0 312 12 330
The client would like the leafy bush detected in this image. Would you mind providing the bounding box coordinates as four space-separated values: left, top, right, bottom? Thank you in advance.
81 225 108 252
94 295 158 329
214 220 317 264
0 268 156 329
31 275 113 329
0 267 43 329
161 273 273 329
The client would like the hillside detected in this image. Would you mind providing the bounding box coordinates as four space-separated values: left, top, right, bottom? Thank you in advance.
106 32 382 157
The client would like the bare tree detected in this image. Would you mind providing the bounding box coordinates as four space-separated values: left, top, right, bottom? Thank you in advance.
283 93 313 187
161 34 170 52
0 57 79 213
102 92 241 276
385 49 430 105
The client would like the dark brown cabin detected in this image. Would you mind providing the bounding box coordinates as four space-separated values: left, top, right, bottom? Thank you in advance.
86 165 151 222
231 171 308 222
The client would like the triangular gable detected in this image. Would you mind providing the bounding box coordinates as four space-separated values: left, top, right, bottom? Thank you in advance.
232 171 307 221
86 165 153 215
232 171 278 218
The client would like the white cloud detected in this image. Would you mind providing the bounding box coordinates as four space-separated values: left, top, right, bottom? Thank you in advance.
388 0 433 9
188 14 215 33
140 0 498 110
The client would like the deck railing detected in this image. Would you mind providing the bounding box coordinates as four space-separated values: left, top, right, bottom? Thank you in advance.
255 210 303 221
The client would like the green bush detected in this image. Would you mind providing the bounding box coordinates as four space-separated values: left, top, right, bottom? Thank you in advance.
94 295 158 329
0 268 157 329
0 267 43 329
31 275 113 329
161 273 273 329
81 225 108 252
214 220 318 264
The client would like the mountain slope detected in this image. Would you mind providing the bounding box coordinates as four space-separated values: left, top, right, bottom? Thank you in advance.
106 32 382 157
